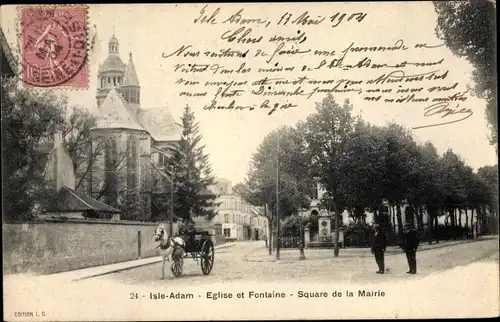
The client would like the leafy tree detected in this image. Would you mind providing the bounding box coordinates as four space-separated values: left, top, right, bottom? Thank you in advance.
434 0 497 147
300 94 355 256
2 78 66 221
150 168 175 222
441 149 468 231
477 165 499 234
240 126 314 254
379 122 420 235
339 120 386 221
62 106 103 192
414 141 445 243
232 182 248 196
170 105 217 222
281 215 311 237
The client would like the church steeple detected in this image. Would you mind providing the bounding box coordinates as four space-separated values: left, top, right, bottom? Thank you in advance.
123 52 139 87
122 52 140 105
96 34 127 107
109 34 119 55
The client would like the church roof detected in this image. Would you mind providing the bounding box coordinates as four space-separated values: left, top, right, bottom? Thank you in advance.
47 185 121 213
137 107 182 142
123 52 140 87
93 88 145 131
99 55 126 73
109 34 119 44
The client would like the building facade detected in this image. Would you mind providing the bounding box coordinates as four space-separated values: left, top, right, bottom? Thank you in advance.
77 35 182 219
209 179 269 241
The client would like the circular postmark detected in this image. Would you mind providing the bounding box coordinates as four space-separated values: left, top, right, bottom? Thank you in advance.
20 7 88 87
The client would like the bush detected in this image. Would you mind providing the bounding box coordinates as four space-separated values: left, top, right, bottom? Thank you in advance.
435 224 469 240
281 216 306 237
344 223 399 247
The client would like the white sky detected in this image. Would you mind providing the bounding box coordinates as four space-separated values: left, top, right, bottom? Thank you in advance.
1 3 497 184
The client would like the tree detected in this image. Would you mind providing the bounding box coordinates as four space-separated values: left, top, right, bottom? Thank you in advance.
232 182 249 197
413 141 445 243
339 120 386 222
441 149 468 233
170 105 217 222
2 78 67 221
300 94 355 256
434 0 497 148
240 126 314 254
379 122 420 237
62 106 102 191
477 165 499 234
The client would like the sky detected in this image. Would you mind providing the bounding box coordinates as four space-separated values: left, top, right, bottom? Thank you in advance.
1 3 497 184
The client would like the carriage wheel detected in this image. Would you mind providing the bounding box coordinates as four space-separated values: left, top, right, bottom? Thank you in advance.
171 252 183 277
200 239 214 275
171 258 183 277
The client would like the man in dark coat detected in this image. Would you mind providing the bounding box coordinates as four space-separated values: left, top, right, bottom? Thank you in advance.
403 223 419 274
371 224 387 274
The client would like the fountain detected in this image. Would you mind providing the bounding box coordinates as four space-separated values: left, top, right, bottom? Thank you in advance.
307 210 345 249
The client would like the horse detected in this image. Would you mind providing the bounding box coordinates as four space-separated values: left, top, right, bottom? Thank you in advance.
154 224 186 280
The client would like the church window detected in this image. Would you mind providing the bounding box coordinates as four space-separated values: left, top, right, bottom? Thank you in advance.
127 136 139 190
123 89 129 101
104 137 119 205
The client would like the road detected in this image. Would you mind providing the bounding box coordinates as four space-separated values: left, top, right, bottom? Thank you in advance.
96 238 499 286
4 238 498 320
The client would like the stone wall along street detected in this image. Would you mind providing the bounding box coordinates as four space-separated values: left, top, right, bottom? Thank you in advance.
3 219 180 274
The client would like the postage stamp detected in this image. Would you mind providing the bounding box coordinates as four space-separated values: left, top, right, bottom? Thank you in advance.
19 5 89 88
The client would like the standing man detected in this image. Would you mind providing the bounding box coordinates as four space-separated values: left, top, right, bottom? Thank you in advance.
371 224 387 274
404 223 419 274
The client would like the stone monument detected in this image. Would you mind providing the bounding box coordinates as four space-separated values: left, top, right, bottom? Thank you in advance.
318 210 331 242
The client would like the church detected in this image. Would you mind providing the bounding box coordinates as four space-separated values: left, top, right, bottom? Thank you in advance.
77 34 182 219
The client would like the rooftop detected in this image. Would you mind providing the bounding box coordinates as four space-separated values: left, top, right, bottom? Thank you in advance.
93 88 145 131
137 107 182 142
47 185 121 213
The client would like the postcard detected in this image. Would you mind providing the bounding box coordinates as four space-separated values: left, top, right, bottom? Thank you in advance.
2 2 498 321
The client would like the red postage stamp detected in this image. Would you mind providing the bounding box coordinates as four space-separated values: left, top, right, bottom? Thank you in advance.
19 5 89 88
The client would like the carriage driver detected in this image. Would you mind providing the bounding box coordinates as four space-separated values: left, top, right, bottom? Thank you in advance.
178 218 196 246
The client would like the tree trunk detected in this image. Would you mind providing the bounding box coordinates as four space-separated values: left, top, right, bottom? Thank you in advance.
269 231 273 255
395 202 403 234
414 206 422 231
265 205 272 255
392 207 396 234
418 207 424 231
428 211 433 245
333 202 340 257
434 215 439 243
470 208 474 239
459 208 463 227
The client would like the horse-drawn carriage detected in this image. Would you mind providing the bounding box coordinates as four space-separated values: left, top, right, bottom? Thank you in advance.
171 230 215 277
154 224 215 278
